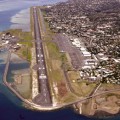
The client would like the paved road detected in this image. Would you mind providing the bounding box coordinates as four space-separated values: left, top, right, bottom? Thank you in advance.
32 7 52 106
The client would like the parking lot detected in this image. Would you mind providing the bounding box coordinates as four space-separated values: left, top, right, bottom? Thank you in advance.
53 34 85 69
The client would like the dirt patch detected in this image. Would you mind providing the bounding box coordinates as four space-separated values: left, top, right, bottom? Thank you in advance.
57 82 68 98
14 75 22 84
107 96 118 102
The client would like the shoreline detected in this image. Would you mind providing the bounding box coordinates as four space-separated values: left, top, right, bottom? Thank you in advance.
1 46 120 119
75 96 120 118
1 7 120 117
3 51 73 111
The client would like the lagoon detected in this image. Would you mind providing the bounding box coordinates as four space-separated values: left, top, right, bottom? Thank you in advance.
0 51 93 120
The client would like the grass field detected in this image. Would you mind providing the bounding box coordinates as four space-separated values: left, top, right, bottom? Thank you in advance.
38 8 80 103
68 71 96 96
3 29 33 61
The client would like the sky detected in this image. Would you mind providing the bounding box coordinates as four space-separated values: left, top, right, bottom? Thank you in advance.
38 0 67 4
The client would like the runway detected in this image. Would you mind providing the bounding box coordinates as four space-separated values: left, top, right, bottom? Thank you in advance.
32 7 52 106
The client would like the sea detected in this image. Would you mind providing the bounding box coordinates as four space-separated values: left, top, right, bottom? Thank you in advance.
0 0 120 120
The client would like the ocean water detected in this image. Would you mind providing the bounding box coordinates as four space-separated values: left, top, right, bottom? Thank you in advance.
0 48 119 120
0 0 120 120
0 0 41 31
0 51 93 120
10 8 30 31
0 0 68 31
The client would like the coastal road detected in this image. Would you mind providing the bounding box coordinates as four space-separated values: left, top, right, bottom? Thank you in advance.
32 7 52 106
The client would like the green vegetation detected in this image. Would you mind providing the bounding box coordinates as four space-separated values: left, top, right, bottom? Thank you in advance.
44 43 68 102
68 70 96 96
101 83 120 90
106 93 119 97
60 53 72 71
30 7 34 33
4 29 33 61
68 71 80 81
67 71 83 96
42 14 55 41
46 42 60 59
78 82 96 96
62 93 78 103
37 8 79 103
18 32 32 61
